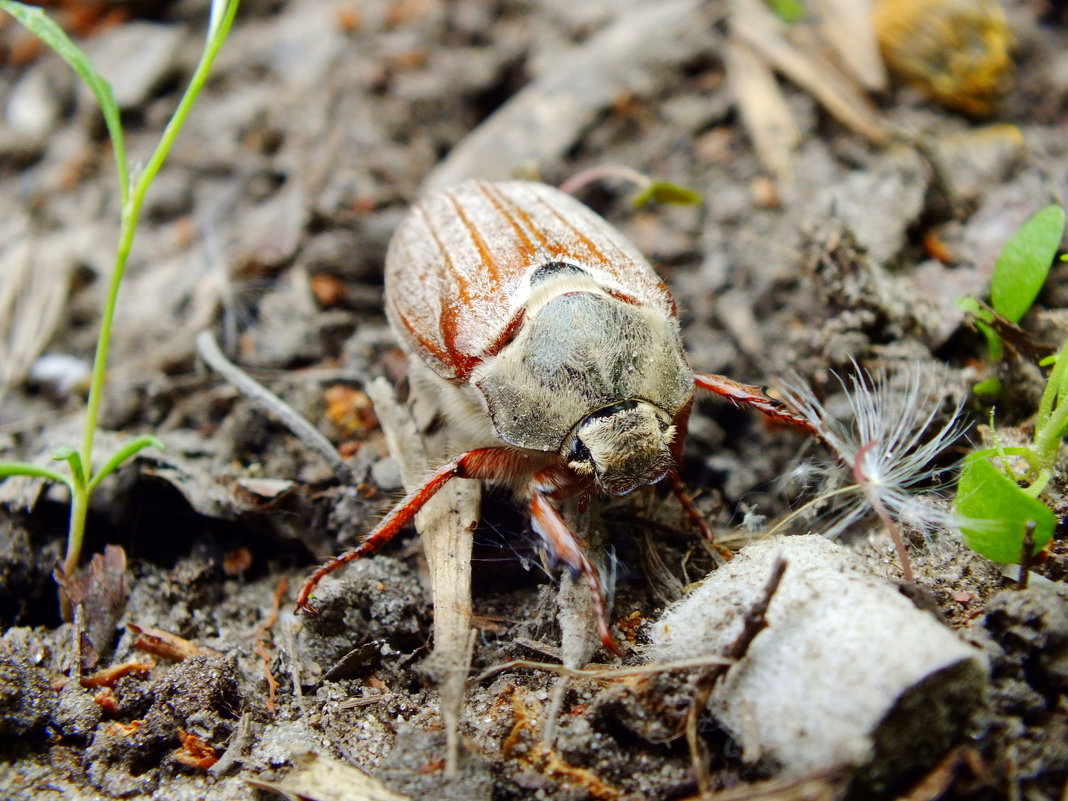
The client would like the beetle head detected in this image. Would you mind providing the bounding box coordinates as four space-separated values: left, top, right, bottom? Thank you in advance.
565 400 676 496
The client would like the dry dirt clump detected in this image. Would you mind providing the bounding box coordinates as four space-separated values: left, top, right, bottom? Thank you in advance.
1 1 1067 800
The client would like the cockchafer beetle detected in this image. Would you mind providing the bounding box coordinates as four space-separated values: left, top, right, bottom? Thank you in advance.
297 179 815 655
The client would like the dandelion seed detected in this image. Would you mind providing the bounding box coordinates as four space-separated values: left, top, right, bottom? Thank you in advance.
773 361 969 581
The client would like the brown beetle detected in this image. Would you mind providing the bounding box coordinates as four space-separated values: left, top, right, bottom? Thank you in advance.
298 180 813 654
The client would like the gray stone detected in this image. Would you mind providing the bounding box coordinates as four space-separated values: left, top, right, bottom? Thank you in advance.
648 535 989 787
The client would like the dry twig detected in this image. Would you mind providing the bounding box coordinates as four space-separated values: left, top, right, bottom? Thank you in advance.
686 558 788 796
196 330 354 485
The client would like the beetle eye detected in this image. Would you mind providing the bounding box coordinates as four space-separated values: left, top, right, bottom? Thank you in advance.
570 437 592 464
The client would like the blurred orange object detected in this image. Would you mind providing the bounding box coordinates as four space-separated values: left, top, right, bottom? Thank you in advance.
874 0 1013 116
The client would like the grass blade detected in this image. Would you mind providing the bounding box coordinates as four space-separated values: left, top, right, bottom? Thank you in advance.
0 461 73 488
88 435 164 491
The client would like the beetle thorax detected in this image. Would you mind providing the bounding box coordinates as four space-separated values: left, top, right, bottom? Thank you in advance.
471 278 693 460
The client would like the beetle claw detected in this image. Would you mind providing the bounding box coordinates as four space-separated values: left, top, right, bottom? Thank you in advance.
295 593 319 616
598 620 624 659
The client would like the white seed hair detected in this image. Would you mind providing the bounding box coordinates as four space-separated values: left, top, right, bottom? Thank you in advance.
774 361 969 545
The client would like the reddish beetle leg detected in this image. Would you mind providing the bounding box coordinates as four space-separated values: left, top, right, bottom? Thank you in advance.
694 373 820 437
659 375 817 556
296 448 624 657
295 448 517 614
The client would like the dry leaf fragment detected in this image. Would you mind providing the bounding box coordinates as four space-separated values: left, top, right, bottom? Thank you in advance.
809 0 887 91
324 385 378 435
103 720 143 738
724 37 799 186
55 544 128 669
128 623 206 662
730 0 888 145
248 751 411 801
93 686 119 713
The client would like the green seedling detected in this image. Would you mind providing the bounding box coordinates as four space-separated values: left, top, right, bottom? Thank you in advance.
630 180 702 210
557 164 702 210
0 0 239 615
957 204 1066 374
955 206 1067 565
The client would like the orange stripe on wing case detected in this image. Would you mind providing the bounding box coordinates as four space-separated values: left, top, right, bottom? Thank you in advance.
535 192 612 267
395 309 457 373
417 198 480 379
448 191 502 290
482 308 526 359
416 203 472 305
479 182 538 266
439 302 481 381
501 186 575 262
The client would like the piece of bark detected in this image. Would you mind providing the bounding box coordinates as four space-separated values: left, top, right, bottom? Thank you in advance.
422 0 707 192
365 375 479 777
648 535 988 789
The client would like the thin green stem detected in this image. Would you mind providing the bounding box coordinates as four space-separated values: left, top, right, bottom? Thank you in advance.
127 0 239 224
971 445 1044 481
1035 394 1068 469
1022 468 1052 498
71 0 239 588
78 0 238 482
1036 339 1068 427
59 481 88 619
108 115 129 213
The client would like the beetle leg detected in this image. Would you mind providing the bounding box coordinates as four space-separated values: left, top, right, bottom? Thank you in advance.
694 373 820 435
529 489 622 658
669 474 733 561
296 447 528 614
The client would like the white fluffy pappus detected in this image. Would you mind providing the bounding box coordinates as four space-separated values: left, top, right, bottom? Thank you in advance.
772 362 970 580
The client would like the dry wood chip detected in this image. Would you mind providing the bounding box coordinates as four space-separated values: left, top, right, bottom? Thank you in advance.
128 623 205 661
79 659 156 688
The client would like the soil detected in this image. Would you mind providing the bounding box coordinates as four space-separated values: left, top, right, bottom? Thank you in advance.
1 1 1067 800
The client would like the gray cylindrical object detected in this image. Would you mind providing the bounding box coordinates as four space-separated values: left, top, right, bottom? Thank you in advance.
648 535 988 787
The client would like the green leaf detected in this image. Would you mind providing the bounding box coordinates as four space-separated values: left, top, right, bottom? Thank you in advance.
956 455 1055 563
764 0 806 23
52 446 86 488
87 434 164 491
0 0 128 203
990 205 1065 323
0 461 73 488
632 181 703 210
972 376 1003 396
